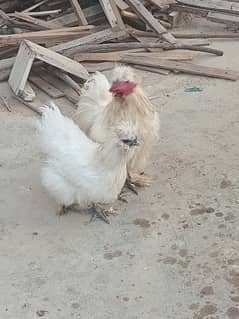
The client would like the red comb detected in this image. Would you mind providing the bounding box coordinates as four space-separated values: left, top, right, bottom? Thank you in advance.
109 81 136 97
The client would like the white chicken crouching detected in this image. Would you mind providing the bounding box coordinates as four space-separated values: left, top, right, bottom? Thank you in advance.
39 103 139 223
75 65 159 188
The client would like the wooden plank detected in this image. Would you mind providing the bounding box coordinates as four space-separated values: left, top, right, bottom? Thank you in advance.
0 26 93 46
124 0 176 44
114 0 129 10
8 43 35 97
177 0 239 14
148 0 174 9
69 0 88 25
135 35 210 46
29 74 65 98
51 28 127 55
25 40 89 80
14 12 58 30
132 64 170 75
37 68 79 104
99 0 125 30
82 62 115 72
74 51 194 62
123 56 239 80
130 28 239 38
207 11 239 24
50 4 103 27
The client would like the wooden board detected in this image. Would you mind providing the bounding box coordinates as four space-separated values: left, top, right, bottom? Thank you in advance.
124 0 176 44
177 0 239 14
207 11 239 24
99 0 125 30
114 0 129 10
29 75 65 98
69 0 88 25
132 64 170 75
135 35 210 46
74 51 194 62
14 12 58 29
52 28 127 55
123 56 239 80
148 0 174 9
37 69 79 104
0 26 94 46
82 62 115 72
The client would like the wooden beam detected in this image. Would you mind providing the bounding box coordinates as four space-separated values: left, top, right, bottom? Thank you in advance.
207 11 239 24
114 0 129 10
177 0 239 14
69 0 88 26
73 51 194 62
51 28 127 55
76 41 223 55
14 12 58 30
124 0 176 44
99 0 125 30
0 26 94 46
123 56 239 81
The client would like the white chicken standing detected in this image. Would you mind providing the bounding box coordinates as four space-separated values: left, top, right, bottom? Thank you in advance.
74 65 159 190
39 102 139 223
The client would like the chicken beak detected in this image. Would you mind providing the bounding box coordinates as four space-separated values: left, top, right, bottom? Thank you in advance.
129 138 140 147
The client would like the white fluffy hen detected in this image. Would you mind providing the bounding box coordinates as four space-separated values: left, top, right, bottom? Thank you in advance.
39 102 139 223
75 65 159 189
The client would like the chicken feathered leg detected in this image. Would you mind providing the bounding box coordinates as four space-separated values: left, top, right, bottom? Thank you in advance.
128 172 152 188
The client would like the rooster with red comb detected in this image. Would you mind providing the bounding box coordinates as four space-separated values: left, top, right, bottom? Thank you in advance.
74 65 159 193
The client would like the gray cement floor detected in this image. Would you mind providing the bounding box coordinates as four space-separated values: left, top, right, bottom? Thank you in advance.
0 34 239 319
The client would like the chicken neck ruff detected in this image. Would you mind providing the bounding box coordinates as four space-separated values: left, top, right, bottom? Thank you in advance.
89 85 159 174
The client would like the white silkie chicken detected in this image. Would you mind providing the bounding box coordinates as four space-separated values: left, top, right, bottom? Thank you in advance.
75 65 159 190
38 102 139 223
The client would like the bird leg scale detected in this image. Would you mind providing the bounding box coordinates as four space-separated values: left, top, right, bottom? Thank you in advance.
88 205 110 224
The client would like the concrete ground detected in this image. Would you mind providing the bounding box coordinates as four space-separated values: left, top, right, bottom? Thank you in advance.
1 27 239 319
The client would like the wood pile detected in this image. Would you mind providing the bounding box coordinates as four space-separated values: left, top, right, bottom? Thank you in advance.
0 0 239 112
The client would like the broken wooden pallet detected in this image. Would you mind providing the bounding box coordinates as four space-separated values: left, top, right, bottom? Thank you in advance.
8 40 88 100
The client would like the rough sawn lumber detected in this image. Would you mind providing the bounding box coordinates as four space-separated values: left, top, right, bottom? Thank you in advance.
123 56 239 80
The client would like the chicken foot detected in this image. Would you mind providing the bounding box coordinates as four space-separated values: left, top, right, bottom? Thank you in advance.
88 204 114 224
128 172 152 188
58 204 112 224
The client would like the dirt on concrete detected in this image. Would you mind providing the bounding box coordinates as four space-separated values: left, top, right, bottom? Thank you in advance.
0 24 239 319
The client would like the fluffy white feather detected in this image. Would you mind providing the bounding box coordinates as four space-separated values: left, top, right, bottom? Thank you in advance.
39 102 137 209
75 71 112 134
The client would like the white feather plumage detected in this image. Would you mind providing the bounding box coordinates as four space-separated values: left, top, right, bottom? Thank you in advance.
39 102 136 209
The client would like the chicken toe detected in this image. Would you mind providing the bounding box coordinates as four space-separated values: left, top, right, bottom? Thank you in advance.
88 205 110 224
129 173 152 188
